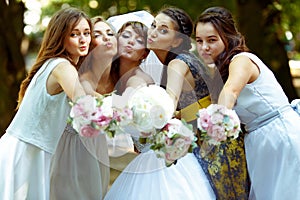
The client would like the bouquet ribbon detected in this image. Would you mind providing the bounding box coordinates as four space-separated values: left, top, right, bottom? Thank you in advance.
177 95 211 122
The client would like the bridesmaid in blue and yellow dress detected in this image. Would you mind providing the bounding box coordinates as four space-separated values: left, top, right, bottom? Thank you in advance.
146 6 250 199
132 6 250 199
180 66 250 199
180 87 250 199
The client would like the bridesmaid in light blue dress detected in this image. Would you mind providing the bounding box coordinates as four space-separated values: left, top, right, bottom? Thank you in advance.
195 6 300 200
0 8 91 200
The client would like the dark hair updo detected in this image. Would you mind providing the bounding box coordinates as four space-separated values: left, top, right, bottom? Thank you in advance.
159 7 193 64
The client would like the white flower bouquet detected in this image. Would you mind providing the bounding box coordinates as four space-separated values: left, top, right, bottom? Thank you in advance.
150 118 197 167
126 85 175 136
197 104 241 145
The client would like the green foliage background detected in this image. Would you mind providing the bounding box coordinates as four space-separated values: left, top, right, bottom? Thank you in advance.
1 0 300 136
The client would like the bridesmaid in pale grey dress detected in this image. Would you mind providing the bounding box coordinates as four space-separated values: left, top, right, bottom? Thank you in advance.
50 12 153 200
50 17 117 200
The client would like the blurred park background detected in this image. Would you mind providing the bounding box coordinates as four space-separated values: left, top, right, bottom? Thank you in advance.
1 0 300 136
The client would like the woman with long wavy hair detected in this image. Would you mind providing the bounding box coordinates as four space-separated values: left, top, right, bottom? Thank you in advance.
0 7 91 199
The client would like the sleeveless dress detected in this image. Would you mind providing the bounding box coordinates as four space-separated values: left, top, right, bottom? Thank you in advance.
50 125 110 200
232 52 300 199
0 58 70 200
104 52 216 200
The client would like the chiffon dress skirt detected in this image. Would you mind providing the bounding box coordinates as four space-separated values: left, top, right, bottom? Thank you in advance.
104 150 216 200
0 134 51 200
244 108 300 200
50 125 110 200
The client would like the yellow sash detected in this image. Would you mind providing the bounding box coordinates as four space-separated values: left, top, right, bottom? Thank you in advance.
178 95 211 122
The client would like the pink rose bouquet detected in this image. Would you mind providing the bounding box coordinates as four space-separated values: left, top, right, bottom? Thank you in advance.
150 118 197 167
197 104 241 145
68 95 133 138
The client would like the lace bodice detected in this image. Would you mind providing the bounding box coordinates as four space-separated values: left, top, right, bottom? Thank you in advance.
176 52 210 110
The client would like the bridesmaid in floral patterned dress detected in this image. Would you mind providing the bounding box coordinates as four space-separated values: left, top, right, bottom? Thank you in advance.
193 6 251 200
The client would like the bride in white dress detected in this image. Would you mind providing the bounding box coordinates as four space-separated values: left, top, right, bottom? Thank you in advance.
104 8 216 200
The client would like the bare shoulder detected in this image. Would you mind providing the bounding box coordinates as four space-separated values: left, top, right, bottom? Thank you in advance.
231 54 252 64
168 58 189 74
51 60 79 81
52 60 75 73
47 59 78 94
230 55 257 71
169 58 188 67
230 54 260 83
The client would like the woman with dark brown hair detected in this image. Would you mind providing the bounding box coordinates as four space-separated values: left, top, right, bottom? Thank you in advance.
193 7 251 200
195 6 300 200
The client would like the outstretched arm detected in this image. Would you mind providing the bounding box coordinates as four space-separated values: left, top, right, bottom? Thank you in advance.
80 73 103 99
166 59 190 110
49 61 86 101
218 55 259 109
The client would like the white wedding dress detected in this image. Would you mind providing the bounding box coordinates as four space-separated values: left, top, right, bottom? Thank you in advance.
104 137 216 200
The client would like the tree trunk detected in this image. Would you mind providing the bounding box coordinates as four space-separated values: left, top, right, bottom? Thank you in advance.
237 0 297 100
0 0 26 136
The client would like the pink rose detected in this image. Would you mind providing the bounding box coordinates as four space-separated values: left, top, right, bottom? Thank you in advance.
209 125 227 143
197 111 211 131
210 112 223 124
165 152 177 166
164 137 190 166
79 125 100 137
71 95 97 118
70 104 85 118
112 110 122 122
93 114 111 128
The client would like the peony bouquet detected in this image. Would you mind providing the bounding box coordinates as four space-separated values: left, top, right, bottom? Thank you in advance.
150 118 197 167
197 104 241 145
68 94 133 138
126 85 175 137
